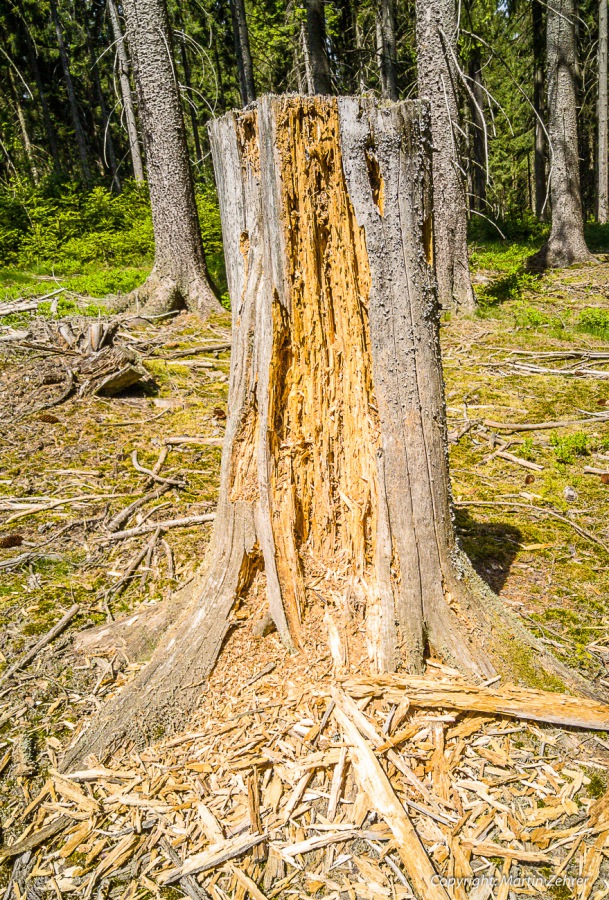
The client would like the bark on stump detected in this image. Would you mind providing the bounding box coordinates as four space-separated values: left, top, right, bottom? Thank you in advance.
62 95 603 770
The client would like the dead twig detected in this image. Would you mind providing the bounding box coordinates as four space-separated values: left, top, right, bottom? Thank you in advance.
483 414 609 433
106 484 171 532
0 604 80 687
99 513 216 542
131 449 184 486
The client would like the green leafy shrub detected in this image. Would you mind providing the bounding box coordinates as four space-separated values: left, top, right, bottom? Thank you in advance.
0 177 228 304
517 437 535 460
577 307 609 341
550 431 589 464
513 303 549 327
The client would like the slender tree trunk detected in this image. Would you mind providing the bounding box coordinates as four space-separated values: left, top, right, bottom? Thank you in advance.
49 0 91 183
61 95 599 771
300 21 312 94
306 0 332 94
532 0 593 268
85 13 121 191
174 2 203 162
468 42 486 212
230 0 256 106
121 0 220 315
599 0 608 223
532 0 548 220
107 0 144 182
354 1 366 93
377 0 398 100
5 64 39 183
22 25 61 171
416 0 475 312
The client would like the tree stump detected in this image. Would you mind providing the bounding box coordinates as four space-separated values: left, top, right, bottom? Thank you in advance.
62 95 602 769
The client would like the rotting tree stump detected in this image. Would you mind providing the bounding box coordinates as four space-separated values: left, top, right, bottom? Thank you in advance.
62 95 604 769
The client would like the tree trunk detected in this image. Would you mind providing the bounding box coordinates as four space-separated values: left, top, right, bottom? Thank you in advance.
306 0 332 94
599 0 608 223
49 0 91 184
377 0 398 101
5 64 39 183
532 0 548 220
107 0 144 182
62 95 600 771
85 12 121 192
230 0 256 107
532 0 593 268
20 14 61 171
415 0 475 312
175 1 203 162
468 42 486 213
121 0 220 315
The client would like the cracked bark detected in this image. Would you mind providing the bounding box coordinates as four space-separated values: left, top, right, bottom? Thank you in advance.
415 0 475 312
531 0 594 268
62 96 603 771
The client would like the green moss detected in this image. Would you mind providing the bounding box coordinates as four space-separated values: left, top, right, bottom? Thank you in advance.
586 770 607 799
499 637 567 693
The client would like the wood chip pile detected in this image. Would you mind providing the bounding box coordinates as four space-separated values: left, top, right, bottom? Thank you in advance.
3 665 609 899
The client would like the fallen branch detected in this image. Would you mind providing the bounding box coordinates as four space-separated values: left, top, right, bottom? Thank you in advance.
0 604 79 687
483 414 609 433
106 484 171 532
0 288 65 317
154 342 231 360
0 815 72 860
454 499 609 554
108 529 161 599
341 675 609 730
131 450 184 487
99 513 216 542
494 450 544 472
164 436 224 447
5 493 129 524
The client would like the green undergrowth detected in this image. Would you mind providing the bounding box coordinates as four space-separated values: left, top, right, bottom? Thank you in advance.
0 177 227 309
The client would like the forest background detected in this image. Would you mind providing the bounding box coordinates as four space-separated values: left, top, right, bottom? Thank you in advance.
2 0 609 312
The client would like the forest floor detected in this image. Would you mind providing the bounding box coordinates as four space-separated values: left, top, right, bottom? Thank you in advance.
2 245 609 897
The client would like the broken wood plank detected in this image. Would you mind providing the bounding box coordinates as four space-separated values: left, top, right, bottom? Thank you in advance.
161 833 268 884
331 688 450 900
342 675 609 730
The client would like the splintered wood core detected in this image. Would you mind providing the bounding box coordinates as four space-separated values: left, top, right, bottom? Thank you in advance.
269 99 381 635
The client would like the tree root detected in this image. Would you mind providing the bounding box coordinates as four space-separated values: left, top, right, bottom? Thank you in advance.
129 270 221 318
